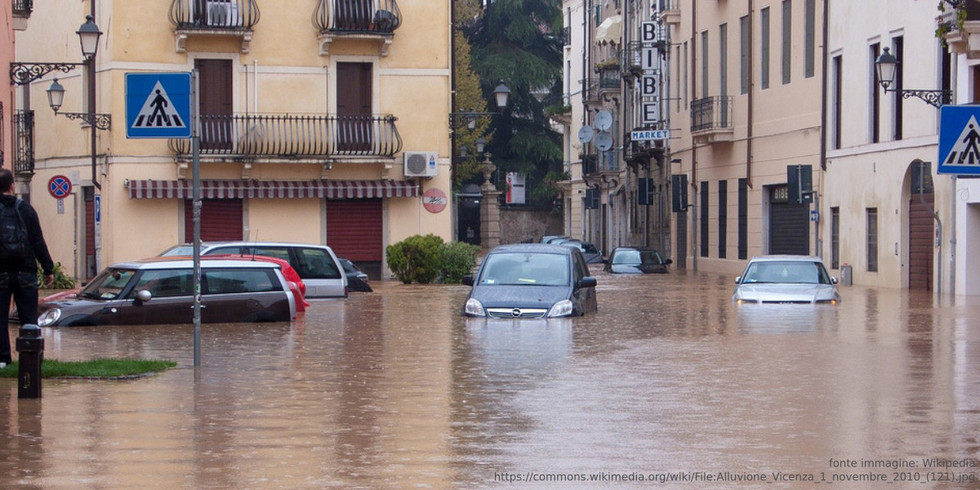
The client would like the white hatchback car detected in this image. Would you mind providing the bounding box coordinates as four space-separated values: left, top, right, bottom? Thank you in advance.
733 255 841 305
162 241 348 298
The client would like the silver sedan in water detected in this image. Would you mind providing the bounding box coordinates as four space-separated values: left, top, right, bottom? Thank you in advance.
733 255 841 305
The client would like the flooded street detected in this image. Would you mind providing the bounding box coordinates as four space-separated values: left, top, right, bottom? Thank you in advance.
2 270 979 488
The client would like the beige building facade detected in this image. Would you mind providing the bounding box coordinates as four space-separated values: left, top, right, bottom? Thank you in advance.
14 0 453 281
665 0 824 276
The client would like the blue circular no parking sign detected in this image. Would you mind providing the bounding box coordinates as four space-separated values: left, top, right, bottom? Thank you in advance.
48 175 72 199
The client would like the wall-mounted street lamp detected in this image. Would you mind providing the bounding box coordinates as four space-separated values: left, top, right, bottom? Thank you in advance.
875 47 951 108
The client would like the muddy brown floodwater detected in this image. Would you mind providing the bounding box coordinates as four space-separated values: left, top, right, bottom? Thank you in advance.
2 269 979 488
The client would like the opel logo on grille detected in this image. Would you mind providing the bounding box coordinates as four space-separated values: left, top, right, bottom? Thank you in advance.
511 308 523 317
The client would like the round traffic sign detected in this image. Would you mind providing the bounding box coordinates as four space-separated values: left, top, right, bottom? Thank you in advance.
48 175 72 199
422 188 447 213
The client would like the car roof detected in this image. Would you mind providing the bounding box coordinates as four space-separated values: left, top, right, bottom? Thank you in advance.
612 247 661 253
488 243 573 255
746 255 824 263
110 257 282 270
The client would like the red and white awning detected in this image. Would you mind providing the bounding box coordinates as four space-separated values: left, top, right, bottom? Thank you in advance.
127 179 419 200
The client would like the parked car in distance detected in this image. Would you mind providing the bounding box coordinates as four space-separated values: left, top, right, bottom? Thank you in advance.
339 257 372 292
161 241 347 298
199 255 309 312
540 235 568 244
33 258 296 327
604 247 672 274
556 239 603 264
733 255 841 305
462 243 598 319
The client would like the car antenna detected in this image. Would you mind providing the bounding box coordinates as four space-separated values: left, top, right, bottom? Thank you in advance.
248 231 259 261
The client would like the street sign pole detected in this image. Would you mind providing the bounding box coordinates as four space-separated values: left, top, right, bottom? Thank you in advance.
191 69 202 368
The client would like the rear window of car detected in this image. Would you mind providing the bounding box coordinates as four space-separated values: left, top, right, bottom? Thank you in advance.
131 269 193 298
203 268 281 294
293 248 342 279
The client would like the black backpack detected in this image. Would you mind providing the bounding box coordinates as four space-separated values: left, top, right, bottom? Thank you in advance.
0 199 31 261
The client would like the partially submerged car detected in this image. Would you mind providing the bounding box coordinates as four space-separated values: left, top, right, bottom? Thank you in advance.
733 255 841 305
161 241 347 298
604 247 672 274
339 257 372 292
462 243 598 319
34 258 296 326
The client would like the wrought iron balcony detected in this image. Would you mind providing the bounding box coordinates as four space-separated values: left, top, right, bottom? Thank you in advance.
168 113 402 160
691 96 734 144
13 0 33 17
169 0 260 52
13 110 34 175
657 0 680 26
313 0 401 56
938 1 980 56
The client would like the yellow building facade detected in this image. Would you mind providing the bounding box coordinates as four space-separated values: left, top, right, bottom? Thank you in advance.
16 0 453 280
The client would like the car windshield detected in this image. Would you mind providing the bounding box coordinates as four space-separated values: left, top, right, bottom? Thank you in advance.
160 245 193 256
79 268 137 299
612 250 663 265
740 260 832 285
478 252 569 286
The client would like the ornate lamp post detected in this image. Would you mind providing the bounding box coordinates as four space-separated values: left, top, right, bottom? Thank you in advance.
874 47 951 108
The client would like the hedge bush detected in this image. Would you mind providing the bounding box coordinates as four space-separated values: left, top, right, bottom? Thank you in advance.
386 234 444 284
439 241 479 283
386 235 480 284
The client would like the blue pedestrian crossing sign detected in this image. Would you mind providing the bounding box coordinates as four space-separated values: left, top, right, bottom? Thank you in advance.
125 72 192 139
939 105 980 175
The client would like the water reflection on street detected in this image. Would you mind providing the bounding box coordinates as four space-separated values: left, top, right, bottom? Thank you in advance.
2 269 978 488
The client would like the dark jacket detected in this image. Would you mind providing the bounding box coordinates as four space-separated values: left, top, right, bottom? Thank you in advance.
0 194 54 275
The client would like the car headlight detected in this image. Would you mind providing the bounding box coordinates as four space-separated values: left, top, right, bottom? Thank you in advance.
37 308 61 327
463 298 486 317
547 299 574 317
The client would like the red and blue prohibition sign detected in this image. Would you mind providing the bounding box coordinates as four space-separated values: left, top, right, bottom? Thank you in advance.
48 175 72 199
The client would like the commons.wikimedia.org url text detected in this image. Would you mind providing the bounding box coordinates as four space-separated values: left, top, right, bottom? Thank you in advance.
491 457 978 485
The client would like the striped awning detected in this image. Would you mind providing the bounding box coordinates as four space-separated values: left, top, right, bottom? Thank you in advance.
127 179 419 200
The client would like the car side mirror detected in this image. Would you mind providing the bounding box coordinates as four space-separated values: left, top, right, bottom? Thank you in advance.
734 276 741 284
462 275 474 286
831 277 839 284
664 259 673 265
577 277 597 289
135 289 152 303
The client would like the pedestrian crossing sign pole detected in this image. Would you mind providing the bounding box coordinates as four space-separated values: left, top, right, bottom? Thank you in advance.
125 72 192 139
938 105 980 175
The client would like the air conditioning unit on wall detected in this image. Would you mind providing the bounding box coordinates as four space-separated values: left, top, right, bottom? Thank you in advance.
404 152 439 177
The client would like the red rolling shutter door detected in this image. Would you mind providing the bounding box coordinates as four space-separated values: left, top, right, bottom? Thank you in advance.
327 199 382 261
184 199 244 241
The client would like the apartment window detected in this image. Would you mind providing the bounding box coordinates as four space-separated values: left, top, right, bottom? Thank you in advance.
702 31 709 98
870 43 881 143
804 0 815 78
761 7 770 90
676 45 681 111
867 208 878 272
718 180 728 258
738 178 748 259
700 181 709 258
683 42 688 108
832 54 842 149
831 207 840 269
892 36 904 140
720 23 728 97
781 0 791 85
740 15 750 95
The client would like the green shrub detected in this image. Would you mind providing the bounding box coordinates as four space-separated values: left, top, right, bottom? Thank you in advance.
39 262 75 289
386 234 444 284
439 241 479 283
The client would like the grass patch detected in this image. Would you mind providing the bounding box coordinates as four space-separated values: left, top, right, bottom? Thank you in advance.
0 358 177 379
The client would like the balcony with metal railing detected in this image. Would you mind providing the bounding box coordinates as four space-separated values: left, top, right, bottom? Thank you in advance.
938 1 980 56
168 113 402 164
691 96 734 145
657 0 680 26
313 0 401 56
169 0 260 52
13 110 34 176
12 0 32 17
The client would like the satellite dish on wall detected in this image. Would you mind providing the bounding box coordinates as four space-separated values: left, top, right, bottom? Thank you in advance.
578 126 595 143
595 110 613 130
595 131 613 151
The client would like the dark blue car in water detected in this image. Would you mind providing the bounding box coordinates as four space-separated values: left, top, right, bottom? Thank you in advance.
462 244 598 319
